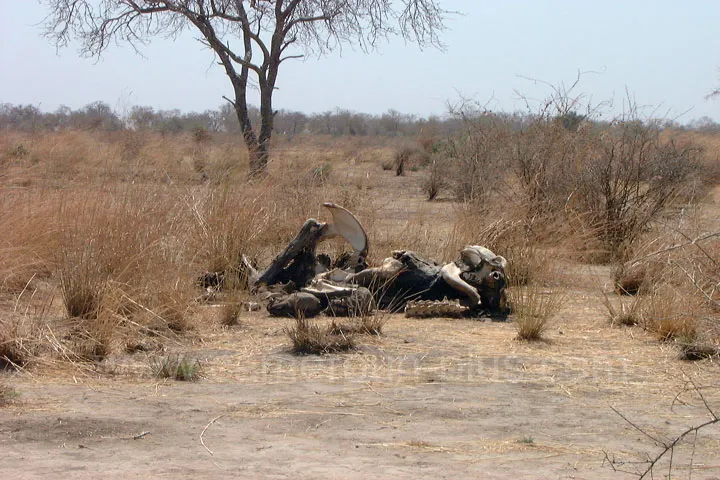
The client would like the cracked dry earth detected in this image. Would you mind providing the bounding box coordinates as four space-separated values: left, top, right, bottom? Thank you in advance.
2 276 720 479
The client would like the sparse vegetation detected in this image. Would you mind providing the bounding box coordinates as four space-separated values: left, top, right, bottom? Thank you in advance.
0 96 717 379
0 316 41 370
422 156 447 201
59 250 106 320
510 285 565 341
517 436 536 445
0 383 19 407
641 290 700 343
329 314 386 336
219 302 243 327
286 316 356 355
0 99 718 479
150 354 203 381
601 289 644 327
394 147 412 176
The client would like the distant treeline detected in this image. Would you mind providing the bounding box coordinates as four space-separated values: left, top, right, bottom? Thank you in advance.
1 101 718 136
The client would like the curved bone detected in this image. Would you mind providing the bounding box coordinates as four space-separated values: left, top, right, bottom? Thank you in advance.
319 203 369 261
346 257 404 287
302 278 360 297
440 262 481 308
461 246 507 270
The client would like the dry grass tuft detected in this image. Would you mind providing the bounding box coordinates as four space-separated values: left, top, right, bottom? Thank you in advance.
63 316 116 362
59 252 106 320
641 290 699 343
676 339 718 361
0 315 43 369
150 353 203 381
510 285 565 341
329 314 386 336
421 156 448 201
286 316 356 355
601 290 644 327
394 147 413 176
219 302 243 326
0 333 30 369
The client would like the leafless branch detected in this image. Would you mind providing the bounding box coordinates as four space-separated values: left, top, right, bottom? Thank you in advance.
607 381 719 479
630 232 720 265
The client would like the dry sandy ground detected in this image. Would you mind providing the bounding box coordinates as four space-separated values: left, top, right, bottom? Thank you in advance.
2 285 720 479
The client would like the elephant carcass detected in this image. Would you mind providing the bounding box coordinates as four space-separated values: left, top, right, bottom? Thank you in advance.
254 204 508 318
342 247 508 315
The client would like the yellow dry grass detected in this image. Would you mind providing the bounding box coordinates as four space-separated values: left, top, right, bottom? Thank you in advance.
0 127 718 371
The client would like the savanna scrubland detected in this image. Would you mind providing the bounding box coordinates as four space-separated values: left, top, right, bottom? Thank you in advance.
1 100 719 479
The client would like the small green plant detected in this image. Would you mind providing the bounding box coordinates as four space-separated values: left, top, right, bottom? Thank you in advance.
150 354 203 381
10 144 29 158
0 383 19 407
517 436 535 445
309 163 331 184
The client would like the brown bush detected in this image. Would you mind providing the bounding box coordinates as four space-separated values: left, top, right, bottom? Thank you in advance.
578 122 700 260
394 147 413 176
422 156 448 201
641 289 699 342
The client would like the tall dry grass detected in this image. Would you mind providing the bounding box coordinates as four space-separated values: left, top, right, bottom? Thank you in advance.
0 129 403 366
0 124 718 367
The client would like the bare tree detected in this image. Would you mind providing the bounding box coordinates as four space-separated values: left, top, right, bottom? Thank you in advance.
41 0 448 175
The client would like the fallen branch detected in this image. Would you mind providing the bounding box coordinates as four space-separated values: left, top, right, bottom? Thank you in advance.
200 414 226 456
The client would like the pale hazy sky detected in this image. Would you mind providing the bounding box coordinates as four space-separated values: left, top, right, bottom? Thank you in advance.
1 1 719 121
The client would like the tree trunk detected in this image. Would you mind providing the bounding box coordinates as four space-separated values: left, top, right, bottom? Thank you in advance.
252 81 275 177
249 141 270 177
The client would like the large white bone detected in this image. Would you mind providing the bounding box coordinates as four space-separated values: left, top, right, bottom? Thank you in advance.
319 203 369 265
461 246 507 270
440 262 481 308
302 278 359 296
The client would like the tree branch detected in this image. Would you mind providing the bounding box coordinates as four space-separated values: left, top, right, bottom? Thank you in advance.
607 381 719 479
